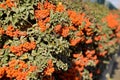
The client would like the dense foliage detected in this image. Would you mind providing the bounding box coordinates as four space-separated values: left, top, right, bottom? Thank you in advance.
0 0 120 80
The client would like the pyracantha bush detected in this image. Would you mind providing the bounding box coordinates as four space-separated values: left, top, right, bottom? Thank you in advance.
0 0 120 80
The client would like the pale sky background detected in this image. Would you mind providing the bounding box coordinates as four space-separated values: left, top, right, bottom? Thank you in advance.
90 0 120 9
108 0 120 9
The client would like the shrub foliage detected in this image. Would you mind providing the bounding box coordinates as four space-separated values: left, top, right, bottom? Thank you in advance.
0 0 120 80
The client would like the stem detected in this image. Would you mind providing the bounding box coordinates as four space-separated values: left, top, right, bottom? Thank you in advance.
21 17 33 26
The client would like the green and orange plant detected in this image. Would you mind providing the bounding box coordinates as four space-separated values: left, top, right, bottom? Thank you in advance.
0 0 120 80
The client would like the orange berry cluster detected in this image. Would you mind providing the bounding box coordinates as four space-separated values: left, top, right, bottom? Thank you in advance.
54 11 93 40
70 37 84 46
104 13 119 29
0 59 37 80
73 52 98 75
35 1 52 32
67 10 95 46
35 1 65 32
0 67 5 79
54 24 70 37
5 25 27 37
67 10 85 26
54 50 99 80
0 0 15 9
0 25 27 37
10 41 36 56
103 13 120 42
35 1 94 44
43 60 55 76
53 10 85 39
56 2 65 12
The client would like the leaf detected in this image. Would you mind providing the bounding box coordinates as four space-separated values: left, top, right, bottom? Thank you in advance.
0 11 3 16
20 54 28 60
0 49 5 55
